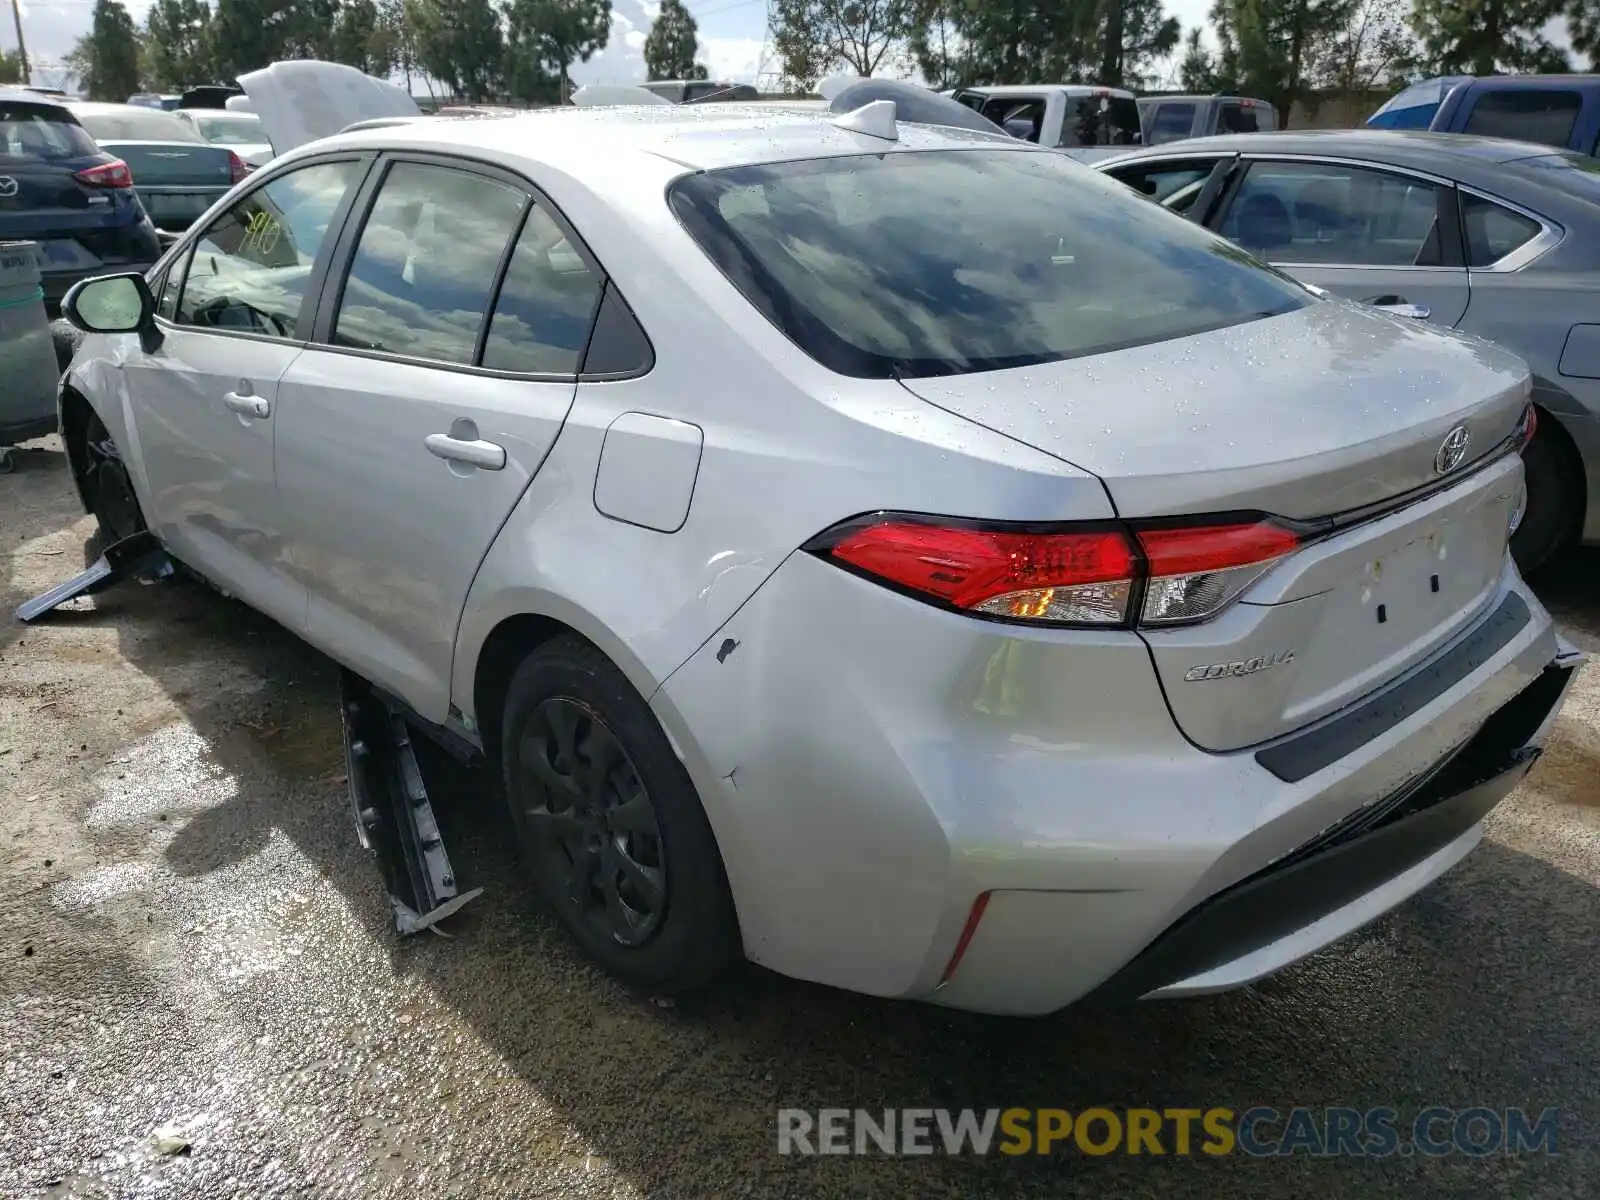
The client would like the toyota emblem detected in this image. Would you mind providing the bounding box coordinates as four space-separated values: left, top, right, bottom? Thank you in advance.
0 177 18 199
1434 424 1471 475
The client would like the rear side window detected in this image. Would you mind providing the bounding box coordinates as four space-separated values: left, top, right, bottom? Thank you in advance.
1060 95 1142 147
0 102 99 161
1463 90 1580 148
75 107 202 143
481 204 603 374
176 159 362 337
1461 194 1543 267
1147 104 1196 145
670 149 1309 379
332 162 527 364
1223 161 1445 266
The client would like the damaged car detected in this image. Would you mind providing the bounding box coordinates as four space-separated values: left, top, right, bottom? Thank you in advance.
32 74 1585 1015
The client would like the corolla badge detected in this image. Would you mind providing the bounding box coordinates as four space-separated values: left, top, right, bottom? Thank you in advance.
1434 424 1471 475
1183 649 1296 682
0 177 18 198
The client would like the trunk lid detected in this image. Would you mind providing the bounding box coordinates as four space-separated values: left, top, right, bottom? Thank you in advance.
98 141 235 188
900 300 1532 751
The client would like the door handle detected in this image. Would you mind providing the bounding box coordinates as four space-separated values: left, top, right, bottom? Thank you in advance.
425 432 506 471
222 390 270 418
1364 295 1431 320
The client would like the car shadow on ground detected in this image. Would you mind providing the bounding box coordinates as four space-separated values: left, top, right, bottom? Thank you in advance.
3 452 1597 1197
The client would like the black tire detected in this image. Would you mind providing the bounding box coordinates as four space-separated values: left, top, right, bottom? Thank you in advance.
500 635 739 995
79 408 147 545
1512 417 1585 577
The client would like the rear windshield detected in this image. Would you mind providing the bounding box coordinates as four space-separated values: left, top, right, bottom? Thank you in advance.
75 107 203 143
670 149 1311 379
0 101 100 161
193 113 264 144
1518 151 1600 195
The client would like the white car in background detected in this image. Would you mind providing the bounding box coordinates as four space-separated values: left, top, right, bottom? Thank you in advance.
173 107 274 169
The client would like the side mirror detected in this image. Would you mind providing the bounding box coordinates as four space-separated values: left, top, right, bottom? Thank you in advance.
61 272 162 353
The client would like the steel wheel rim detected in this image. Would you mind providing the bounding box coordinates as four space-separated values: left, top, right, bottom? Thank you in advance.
514 698 667 947
84 419 140 542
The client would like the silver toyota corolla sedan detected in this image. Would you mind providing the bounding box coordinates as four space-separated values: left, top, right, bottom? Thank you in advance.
52 98 1582 1015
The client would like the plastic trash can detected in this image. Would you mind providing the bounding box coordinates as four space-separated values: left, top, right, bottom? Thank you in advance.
0 242 61 462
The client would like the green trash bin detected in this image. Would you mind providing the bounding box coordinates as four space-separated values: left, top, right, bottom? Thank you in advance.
0 241 63 463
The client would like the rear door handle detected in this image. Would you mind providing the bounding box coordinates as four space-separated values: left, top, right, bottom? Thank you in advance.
223 390 270 418
425 433 506 471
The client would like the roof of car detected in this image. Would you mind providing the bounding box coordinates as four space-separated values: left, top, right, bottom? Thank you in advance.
1103 128 1570 170
958 84 1138 98
314 101 1021 173
0 88 69 109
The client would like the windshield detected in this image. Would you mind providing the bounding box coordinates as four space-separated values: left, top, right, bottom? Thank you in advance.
194 113 264 144
670 149 1311 379
1519 151 1600 194
0 101 100 160
76 107 202 143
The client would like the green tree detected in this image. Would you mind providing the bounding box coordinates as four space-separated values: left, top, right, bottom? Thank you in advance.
69 0 144 100
771 0 914 87
332 0 395 74
1097 0 1179 87
500 0 611 103
1573 0 1600 69
907 0 969 88
1178 26 1220 90
407 0 505 101
0 50 21 85
1407 0 1569 75
643 0 704 80
145 0 216 89
374 0 421 91
1208 0 1358 117
1311 0 1414 93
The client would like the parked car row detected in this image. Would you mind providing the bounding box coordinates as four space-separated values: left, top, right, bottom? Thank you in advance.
31 71 1583 1018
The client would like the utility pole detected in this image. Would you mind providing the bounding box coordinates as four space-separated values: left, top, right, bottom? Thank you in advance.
8 0 29 84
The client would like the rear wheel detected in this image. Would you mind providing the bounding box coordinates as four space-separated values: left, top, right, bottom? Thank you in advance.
499 636 739 995
1512 417 1584 577
79 409 146 546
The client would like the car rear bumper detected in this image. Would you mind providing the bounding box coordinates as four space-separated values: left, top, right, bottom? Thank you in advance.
654 550 1574 1016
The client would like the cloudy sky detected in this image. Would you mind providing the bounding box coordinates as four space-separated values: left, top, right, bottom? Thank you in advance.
5 0 1216 90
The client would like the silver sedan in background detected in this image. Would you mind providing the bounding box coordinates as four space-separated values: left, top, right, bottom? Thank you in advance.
1098 130 1600 575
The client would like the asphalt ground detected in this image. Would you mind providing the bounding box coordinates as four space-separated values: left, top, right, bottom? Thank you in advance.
2 435 1597 1199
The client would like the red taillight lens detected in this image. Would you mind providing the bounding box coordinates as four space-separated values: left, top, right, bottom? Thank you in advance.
813 514 1300 628
74 158 133 188
228 150 249 184
825 520 1137 625
1516 403 1537 450
1136 522 1299 625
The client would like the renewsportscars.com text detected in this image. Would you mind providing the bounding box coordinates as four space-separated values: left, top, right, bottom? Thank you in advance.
776 1106 1559 1158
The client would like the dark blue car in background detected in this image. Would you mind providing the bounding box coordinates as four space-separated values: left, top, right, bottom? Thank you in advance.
0 89 162 312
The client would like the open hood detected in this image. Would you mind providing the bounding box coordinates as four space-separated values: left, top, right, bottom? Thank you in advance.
238 60 419 156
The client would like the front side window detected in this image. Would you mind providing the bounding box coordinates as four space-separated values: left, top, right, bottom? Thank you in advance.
331 162 527 364
175 159 363 337
1462 90 1581 148
1147 104 1196 145
670 149 1310 379
1222 161 1444 266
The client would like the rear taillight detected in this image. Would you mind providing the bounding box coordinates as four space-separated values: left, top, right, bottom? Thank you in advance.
810 514 1300 628
73 158 133 188
1136 522 1299 624
228 151 250 184
1515 402 1537 450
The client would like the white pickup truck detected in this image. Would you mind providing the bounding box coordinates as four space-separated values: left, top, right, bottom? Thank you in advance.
949 84 1143 160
